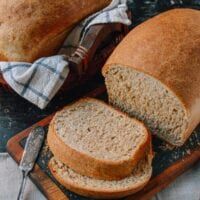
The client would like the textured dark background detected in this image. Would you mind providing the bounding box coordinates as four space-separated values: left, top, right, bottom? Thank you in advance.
0 0 200 152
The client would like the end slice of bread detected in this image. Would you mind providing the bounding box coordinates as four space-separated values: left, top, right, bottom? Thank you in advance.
47 98 151 180
49 153 153 199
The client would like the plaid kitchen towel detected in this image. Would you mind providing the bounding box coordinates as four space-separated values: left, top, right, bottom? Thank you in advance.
0 0 131 109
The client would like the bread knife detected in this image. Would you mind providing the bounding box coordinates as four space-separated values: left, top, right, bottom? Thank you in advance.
17 126 45 200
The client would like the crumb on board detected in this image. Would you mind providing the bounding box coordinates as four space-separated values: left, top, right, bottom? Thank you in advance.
158 142 176 151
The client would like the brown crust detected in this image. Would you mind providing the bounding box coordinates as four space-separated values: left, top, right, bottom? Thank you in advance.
0 0 110 62
102 8 200 146
47 97 152 180
48 157 152 199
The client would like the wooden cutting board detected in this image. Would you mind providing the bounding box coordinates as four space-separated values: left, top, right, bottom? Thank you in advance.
7 86 200 200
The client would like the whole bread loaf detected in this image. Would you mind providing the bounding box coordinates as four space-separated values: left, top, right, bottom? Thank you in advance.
47 98 151 180
102 9 200 146
0 0 110 62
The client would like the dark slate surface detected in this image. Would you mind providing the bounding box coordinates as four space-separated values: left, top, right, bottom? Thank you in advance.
0 0 199 153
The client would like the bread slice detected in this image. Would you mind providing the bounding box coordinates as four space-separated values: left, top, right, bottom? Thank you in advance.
47 98 151 180
102 9 200 146
49 153 153 199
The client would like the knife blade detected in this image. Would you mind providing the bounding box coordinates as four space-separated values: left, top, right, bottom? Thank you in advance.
17 126 45 200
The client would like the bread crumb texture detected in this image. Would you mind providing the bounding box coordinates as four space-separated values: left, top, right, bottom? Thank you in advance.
54 99 147 161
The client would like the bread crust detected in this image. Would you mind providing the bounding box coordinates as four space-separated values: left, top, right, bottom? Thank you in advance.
0 0 110 62
48 155 153 199
47 98 152 180
102 8 200 145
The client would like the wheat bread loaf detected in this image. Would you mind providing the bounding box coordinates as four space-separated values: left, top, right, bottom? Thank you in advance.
102 8 200 146
47 98 151 180
0 0 110 62
49 153 153 199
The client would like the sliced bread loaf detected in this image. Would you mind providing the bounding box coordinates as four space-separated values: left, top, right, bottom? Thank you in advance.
47 98 151 180
49 153 153 199
102 9 200 146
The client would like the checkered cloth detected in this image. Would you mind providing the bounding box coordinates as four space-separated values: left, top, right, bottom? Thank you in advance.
0 0 131 109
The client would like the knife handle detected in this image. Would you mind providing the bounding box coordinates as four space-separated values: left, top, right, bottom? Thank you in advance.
17 170 28 200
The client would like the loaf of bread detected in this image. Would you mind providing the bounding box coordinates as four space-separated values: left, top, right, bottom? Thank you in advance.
0 0 110 62
49 154 152 199
102 9 200 146
47 98 151 180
